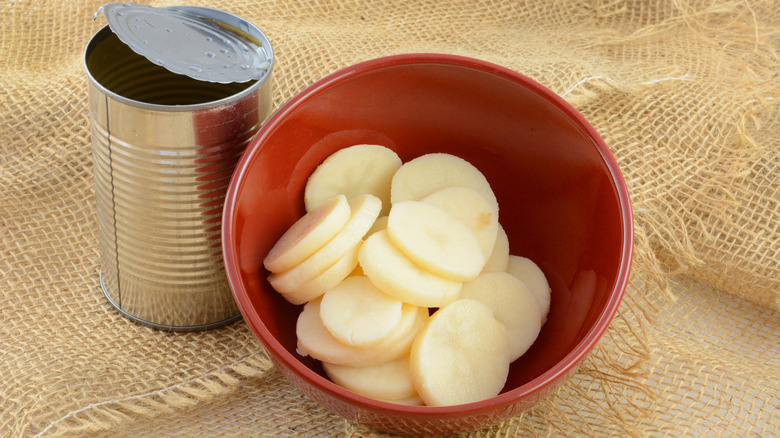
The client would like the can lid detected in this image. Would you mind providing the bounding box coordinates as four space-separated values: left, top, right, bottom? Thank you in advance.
94 3 272 84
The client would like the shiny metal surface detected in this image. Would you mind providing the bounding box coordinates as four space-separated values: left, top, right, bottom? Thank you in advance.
95 3 272 84
85 22 273 330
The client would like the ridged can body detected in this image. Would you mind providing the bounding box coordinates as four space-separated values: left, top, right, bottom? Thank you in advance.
84 23 273 330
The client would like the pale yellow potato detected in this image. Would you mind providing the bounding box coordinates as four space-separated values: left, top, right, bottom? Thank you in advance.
285 149 550 407
322 355 416 401
459 271 542 361
390 153 498 213
350 215 386 281
347 304 428 367
506 255 551 323
422 186 498 259
263 194 351 273
319 276 404 347
297 298 427 366
358 229 461 308
386 201 485 281
305 144 401 216
410 299 510 407
279 243 359 305
482 224 509 273
296 298 384 365
269 194 381 294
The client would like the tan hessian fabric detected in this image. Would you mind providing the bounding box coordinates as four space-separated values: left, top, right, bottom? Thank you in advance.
2 0 778 436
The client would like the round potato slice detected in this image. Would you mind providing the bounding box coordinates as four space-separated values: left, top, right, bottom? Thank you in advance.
269 194 381 294
422 186 498 259
390 153 498 213
506 255 551 324
348 304 428 367
386 201 485 282
305 144 401 216
296 298 383 365
482 224 509 273
297 298 426 366
359 229 461 308
410 299 510 407
459 271 542 361
263 194 351 273
322 355 416 401
320 276 404 347
280 243 360 305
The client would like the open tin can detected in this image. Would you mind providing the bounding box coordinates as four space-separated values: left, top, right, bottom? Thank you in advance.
84 3 274 331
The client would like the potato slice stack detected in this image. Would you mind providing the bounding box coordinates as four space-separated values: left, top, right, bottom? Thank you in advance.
262 145 551 407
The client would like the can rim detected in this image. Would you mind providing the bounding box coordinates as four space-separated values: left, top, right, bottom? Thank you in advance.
84 7 274 112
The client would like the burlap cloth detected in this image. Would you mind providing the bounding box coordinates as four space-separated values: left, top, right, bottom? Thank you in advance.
2 0 778 436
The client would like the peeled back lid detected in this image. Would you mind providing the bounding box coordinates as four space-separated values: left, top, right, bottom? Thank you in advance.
94 2 273 84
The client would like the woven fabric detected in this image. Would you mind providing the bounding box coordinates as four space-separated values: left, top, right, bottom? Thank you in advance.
1 0 778 436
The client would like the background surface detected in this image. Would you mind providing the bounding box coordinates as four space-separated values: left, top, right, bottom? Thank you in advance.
1 0 778 436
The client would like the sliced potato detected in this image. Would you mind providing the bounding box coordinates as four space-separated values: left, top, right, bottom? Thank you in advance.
263 194 351 273
459 271 542 361
297 298 426 366
275 147 557 407
280 243 359 305
506 255 551 323
269 194 381 294
319 276 404 347
348 304 428 367
296 298 384 365
305 144 401 216
422 186 498 259
482 223 509 273
322 355 416 401
390 153 498 213
358 229 461 308
409 299 510 407
386 201 485 281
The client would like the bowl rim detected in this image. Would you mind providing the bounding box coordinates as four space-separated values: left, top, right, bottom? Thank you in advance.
222 52 634 416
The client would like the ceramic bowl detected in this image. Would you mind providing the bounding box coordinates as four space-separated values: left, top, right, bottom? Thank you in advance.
222 53 633 436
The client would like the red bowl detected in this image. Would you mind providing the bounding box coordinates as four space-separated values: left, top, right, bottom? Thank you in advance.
222 54 633 436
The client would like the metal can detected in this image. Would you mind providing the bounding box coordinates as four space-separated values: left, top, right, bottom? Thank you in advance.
84 4 274 330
